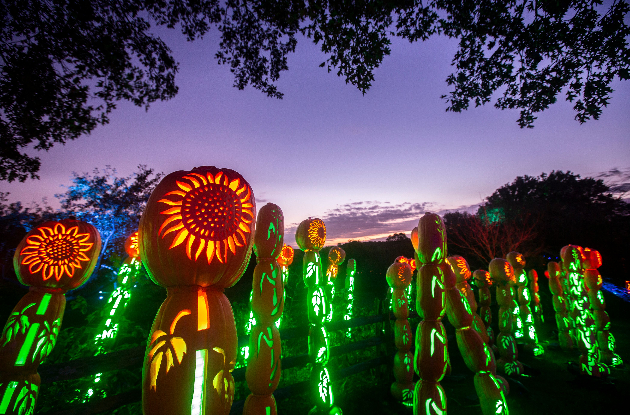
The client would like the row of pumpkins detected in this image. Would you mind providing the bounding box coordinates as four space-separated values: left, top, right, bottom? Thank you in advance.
0 166 621 415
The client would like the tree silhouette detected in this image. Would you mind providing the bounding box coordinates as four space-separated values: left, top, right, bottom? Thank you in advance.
2 1 629 181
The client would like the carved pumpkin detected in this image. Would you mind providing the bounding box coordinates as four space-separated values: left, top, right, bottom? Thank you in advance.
386 261 412 290
416 213 447 265
124 231 140 259
245 324 281 394
277 244 294 268
295 218 326 252
139 167 255 288
14 219 101 291
253 203 283 259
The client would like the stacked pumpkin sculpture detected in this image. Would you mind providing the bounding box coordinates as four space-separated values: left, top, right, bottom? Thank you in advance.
139 167 255 415
473 270 495 350
506 252 543 355
325 247 346 321
1 219 101 415
529 269 543 325
413 214 509 415
344 259 357 338
386 258 414 404
547 261 573 350
560 245 608 377
582 248 622 367
276 244 294 329
295 218 339 415
489 258 524 376
449 256 489 344
244 203 285 415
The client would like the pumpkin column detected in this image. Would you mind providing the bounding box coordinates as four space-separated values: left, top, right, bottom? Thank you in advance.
473 270 495 350
344 259 356 338
244 203 285 415
139 167 255 415
386 259 414 405
412 213 448 415
324 247 345 321
276 244 295 329
295 218 339 415
1 219 101 415
583 249 622 367
489 259 524 376
547 262 573 350
449 256 489 344
442 260 509 415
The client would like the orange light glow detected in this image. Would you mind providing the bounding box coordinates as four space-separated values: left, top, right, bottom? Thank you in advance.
197 290 209 331
157 171 254 264
308 219 326 247
126 231 140 258
626 281 630 291
455 257 471 279
20 223 94 281
278 244 294 266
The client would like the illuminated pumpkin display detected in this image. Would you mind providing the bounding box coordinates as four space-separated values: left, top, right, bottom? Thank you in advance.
344 259 357 338
449 256 488 344
528 269 543 325
244 203 284 415
296 218 339 414
546 261 573 350
139 167 255 415
582 249 622 368
386 260 414 405
413 214 509 415
276 244 294 329
443 258 508 415
413 214 448 415
506 252 543 356
1 219 100 415
560 245 608 377
124 231 140 259
87 231 145 402
473 270 495 349
324 246 345 321
489 258 524 376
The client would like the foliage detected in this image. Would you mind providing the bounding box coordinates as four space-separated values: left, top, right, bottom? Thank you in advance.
444 209 539 269
0 192 56 282
3 1 629 182
457 170 630 276
55 165 163 274
386 232 409 242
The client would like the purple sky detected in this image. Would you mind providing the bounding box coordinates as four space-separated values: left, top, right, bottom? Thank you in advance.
2 28 629 246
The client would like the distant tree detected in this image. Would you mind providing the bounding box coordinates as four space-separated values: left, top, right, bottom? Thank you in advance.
386 232 410 242
55 165 163 273
3 1 629 181
480 171 630 278
444 209 539 268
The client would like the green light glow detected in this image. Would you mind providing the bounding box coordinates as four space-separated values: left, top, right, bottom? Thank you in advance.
36 294 52 315
430 328 445 357
191 349 207 415
0 381 18 413
15 322 39 366
425 398 445 415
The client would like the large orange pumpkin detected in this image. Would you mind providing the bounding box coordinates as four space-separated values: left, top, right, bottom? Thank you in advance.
139 167 255 288
14 219 101 291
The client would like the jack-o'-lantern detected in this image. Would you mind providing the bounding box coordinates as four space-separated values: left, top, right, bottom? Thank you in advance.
295 218 326 252
139 167 255 288
124 231 140 258
14 219 101 291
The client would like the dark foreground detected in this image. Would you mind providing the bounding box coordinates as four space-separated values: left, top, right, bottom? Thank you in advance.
278 288 630 415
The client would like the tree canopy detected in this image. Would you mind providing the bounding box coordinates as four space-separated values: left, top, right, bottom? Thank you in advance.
2 0 629 181
446 170 630 277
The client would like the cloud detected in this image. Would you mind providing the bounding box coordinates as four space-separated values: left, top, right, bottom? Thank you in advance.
597 167 630 198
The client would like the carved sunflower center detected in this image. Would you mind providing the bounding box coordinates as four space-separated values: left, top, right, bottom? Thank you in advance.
41 236 81 263
182 184 242 241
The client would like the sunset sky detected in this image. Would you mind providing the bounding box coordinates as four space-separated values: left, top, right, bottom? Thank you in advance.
2 28 629 246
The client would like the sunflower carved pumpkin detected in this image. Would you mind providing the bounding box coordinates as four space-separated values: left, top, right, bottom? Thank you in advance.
140 167 253 415
1 219 100 415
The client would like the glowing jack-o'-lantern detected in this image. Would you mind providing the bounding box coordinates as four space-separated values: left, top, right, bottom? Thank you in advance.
124 231 140 259
140 167 254 415
295 218 326 252
139 167 255 288
14 219 101 291
1 219 100 415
